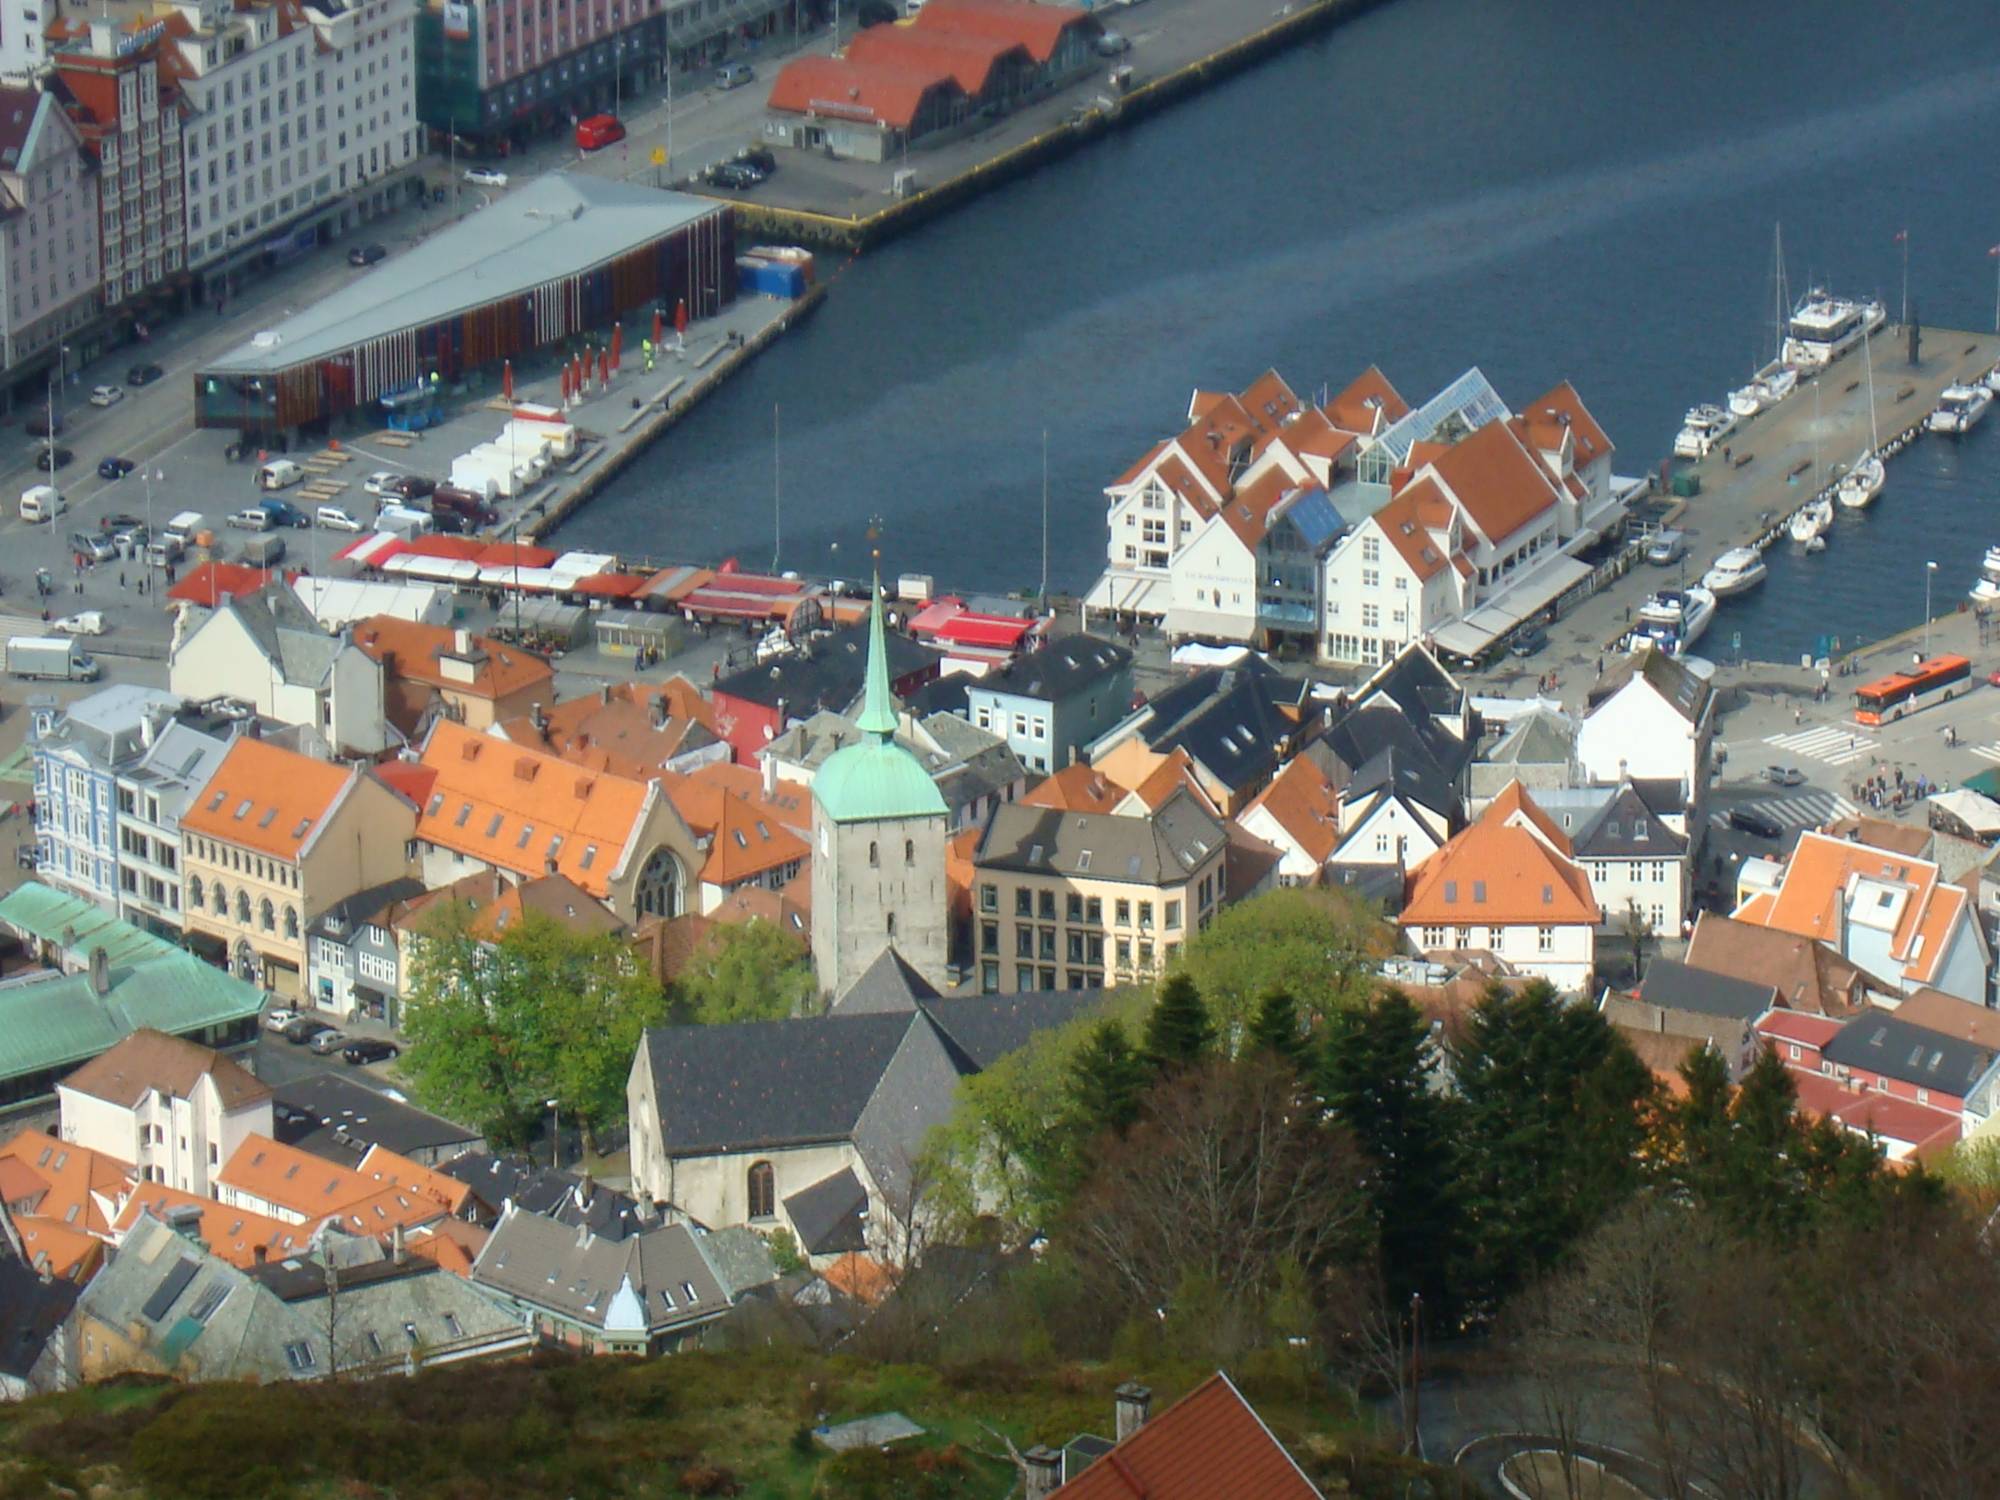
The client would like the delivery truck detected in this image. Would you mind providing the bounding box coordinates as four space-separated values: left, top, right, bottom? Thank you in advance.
7 636 100 682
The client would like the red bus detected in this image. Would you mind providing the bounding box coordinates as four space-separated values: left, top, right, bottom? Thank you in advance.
576 114 625 152
1853 654 1971 725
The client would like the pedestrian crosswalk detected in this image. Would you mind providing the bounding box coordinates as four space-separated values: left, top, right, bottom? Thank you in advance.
1762 725 1877 767
1712 789 1860 832
1968 742 2000 764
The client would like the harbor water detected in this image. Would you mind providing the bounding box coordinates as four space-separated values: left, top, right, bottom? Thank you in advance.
554 0 2000 662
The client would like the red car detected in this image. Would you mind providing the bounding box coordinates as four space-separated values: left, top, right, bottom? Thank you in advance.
576 114 625 152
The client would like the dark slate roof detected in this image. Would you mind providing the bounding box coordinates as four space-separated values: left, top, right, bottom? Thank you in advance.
1149 673 1306 795
714 623 941 714
1630 777 1687 818
304 876 429 944
782 1167 869 1256
1589 647 1713 723
272 1073 483 1163
1322 700 1470 789
975 790 1228 884
641 1012 918 1154
439 1153 655 1239
1355 641 1466 727
1638 958 1776 1023
1324 862 1406 909
1822 1013 1999 1095
830 946 941 1016
1345 742 1462 824
919 991 1097 1071
1572 783 1688 859
905 671 973 718
977 635 1132 704
0 1227 75 1379
473 1210 727 1332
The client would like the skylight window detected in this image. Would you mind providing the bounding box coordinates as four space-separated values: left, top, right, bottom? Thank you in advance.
516 823 534 850
455 802 473 828
426 793 444 816
233 798 253 820
485 813 504 839
292 818 312 839
258 807 277 828
580 844 597 870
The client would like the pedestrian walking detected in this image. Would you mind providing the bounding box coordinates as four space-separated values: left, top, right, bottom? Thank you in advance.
1795 705 1803 726
118 571 126 590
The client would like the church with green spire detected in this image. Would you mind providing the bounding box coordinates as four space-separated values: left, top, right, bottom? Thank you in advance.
810 578 950 999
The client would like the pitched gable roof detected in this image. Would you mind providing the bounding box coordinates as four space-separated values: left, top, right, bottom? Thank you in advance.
1684 912 1867 1017
351 616 553 703
1588 646 1712 723
1522 380 1613 466
1021 762 1126 814
1324 366 1409 437
60 1026 270 1111
1401 781 1597 928
1741 829 1968 988
109 1185 308 1269
1054 1372 1322 1499
1242 755 1341 866
1423 418 1562 546
181 736 356 860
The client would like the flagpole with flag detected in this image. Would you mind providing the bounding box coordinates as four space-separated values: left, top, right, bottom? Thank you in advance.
1895 228 1909 325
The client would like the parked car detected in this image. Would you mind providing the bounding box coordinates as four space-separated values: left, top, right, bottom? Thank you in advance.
23 412 63 438
112 522 149 556
1728 805 1785 840
464 167 508 186
1095 29 1131 54
315 505 362 531
1763 765 1806 787
35 446 74 474
709 162 762 190
714 61 754 89
1508 622 1549 657
97 456 135 480
308 1029 350 1056
1644 529 1688 566
127 363 165 386
738 146 777 174
226 507 274 531
260 498 312 529
51 612 105 636
384 474 437 501
576 113 625 152
263 1008 299 1033
364 470 402 497
347 243 388 267
343 1038 399 1066
88 384 123 407
280 1016 335 1045
70 532 117 563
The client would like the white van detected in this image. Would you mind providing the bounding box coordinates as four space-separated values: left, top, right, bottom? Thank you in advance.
256 459 305 491
19 485 65 523
163 510 205 546
315 505 361 532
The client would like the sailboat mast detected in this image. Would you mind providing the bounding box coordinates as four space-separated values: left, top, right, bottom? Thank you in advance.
1772 222 1790 367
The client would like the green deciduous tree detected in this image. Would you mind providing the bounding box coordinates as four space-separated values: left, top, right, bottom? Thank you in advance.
1317 987 1462 1312
1141 971 1214 1075
1176 886 1386 1039
402 907 668 1150
671 918 815 1024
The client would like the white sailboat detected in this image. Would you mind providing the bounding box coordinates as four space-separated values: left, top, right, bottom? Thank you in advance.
1788 495 1834 545
1838 322 1884 510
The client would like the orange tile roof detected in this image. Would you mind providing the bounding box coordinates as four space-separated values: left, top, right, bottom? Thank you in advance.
702 791 809 887
1054 1372 1322 1500
1739 830 1967 987
15 1212 104 1282
1401 781 1597 928
1424 419 1562 546
352 617 553 703
1326 366 1409 436
1890 988 2000 1050
355 1144 474 1216
416 720 653 898
666 761 811 841
1126 747 1220 817
846 24 1026 96
312 1183 450 1239
1237 368 1303 427
709 881 812 938
1274 407 1357 465
1216 468 1300 550
912 0 1092 64
1021 762 1126 814
1521 380 1613 465
767 55 963 130
1242 756 1340 865
405 1216 489 1278
182 736 357 860
497 680 718 780
218 1134 375 1217
823 1250 895 1305
0 1129 131 1239
1114 437 1171 488
110 1184 308 1268
1369 482 1453 582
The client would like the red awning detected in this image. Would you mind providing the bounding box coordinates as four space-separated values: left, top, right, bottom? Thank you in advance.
570 572 648 598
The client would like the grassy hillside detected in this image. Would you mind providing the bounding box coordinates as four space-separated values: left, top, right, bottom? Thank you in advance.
0 1350 1471 1499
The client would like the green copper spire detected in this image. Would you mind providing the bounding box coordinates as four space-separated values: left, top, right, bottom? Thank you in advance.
856 568 897 739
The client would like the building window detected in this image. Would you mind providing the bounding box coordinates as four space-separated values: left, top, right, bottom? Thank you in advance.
1165 900 1181 930
235 890 250 924
868 841 877 867
1015 888 1032 918
980 884 997 913
903 838 913 865
190 875 204 909
746 1161 774 1220
1537 927 1555 953
260 897 276 932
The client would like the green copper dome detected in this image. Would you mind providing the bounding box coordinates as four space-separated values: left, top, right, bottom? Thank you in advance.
813 577 948 825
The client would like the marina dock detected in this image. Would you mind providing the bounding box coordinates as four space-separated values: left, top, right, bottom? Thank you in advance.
1534 324 2000 676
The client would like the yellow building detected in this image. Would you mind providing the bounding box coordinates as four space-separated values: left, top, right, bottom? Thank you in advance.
179 736 420 995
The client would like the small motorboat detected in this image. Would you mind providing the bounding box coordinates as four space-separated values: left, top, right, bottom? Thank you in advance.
1972 547 2000 606
1702 547 1769 598
1788 496 1834 545
1929 383 1994 435
1631 586 1717 656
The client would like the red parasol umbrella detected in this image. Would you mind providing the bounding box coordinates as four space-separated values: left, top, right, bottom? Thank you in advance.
653 308 664 346
610 323 623 373
502 359 513 402
674 298 688 335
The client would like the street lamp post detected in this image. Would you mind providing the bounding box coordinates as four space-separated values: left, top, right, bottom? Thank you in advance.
1924 559 1939 659
546 1097 560 1170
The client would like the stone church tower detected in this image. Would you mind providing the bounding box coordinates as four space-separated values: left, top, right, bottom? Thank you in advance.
810 579 949 999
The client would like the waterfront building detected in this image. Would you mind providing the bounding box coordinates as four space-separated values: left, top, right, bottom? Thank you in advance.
1398 781 1600 993
809 585 950 998
968 788 1227 993
961 635 1132 777
764 0 1101 163
29 687 185 914
191 173 734 438
48 24 187 322
1577 647 1714 832
178 735 420 993
0 84 102 394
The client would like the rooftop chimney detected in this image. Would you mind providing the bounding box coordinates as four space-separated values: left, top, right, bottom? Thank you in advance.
600 683 613 706
391 1223 407 1265
650 693 669 730
531 702 548 736
88 946 111 999
453 628 471 655
762 754 776 798
1114 1382 1151 1440
1022 1447 1062 1500
253 1244 268 1265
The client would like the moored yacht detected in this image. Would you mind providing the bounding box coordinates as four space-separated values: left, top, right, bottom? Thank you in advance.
1929 383 1994 435
1788 496 1834 545
1984 361 2000 396
1631 587 1717 656
1972 548 2000 606
1781 290 1886 371
1728 384 1764 419
1674 403 1737 459
1702 547 1769 598
1837 453 1884 509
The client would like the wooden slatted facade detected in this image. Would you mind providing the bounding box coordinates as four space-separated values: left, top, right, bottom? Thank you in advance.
196 203 734 435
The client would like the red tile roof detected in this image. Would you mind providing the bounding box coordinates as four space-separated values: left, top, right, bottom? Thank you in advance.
1325 366 1409 435
913 0 1095 64
351 616 554 704
167 562 273 607
182 736 358 860
767 55 964 130
1521 380 1613 466
1401 781 1597 928
1053 1372 1322 1499
847 24 1027 96
1424 419 1562 546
